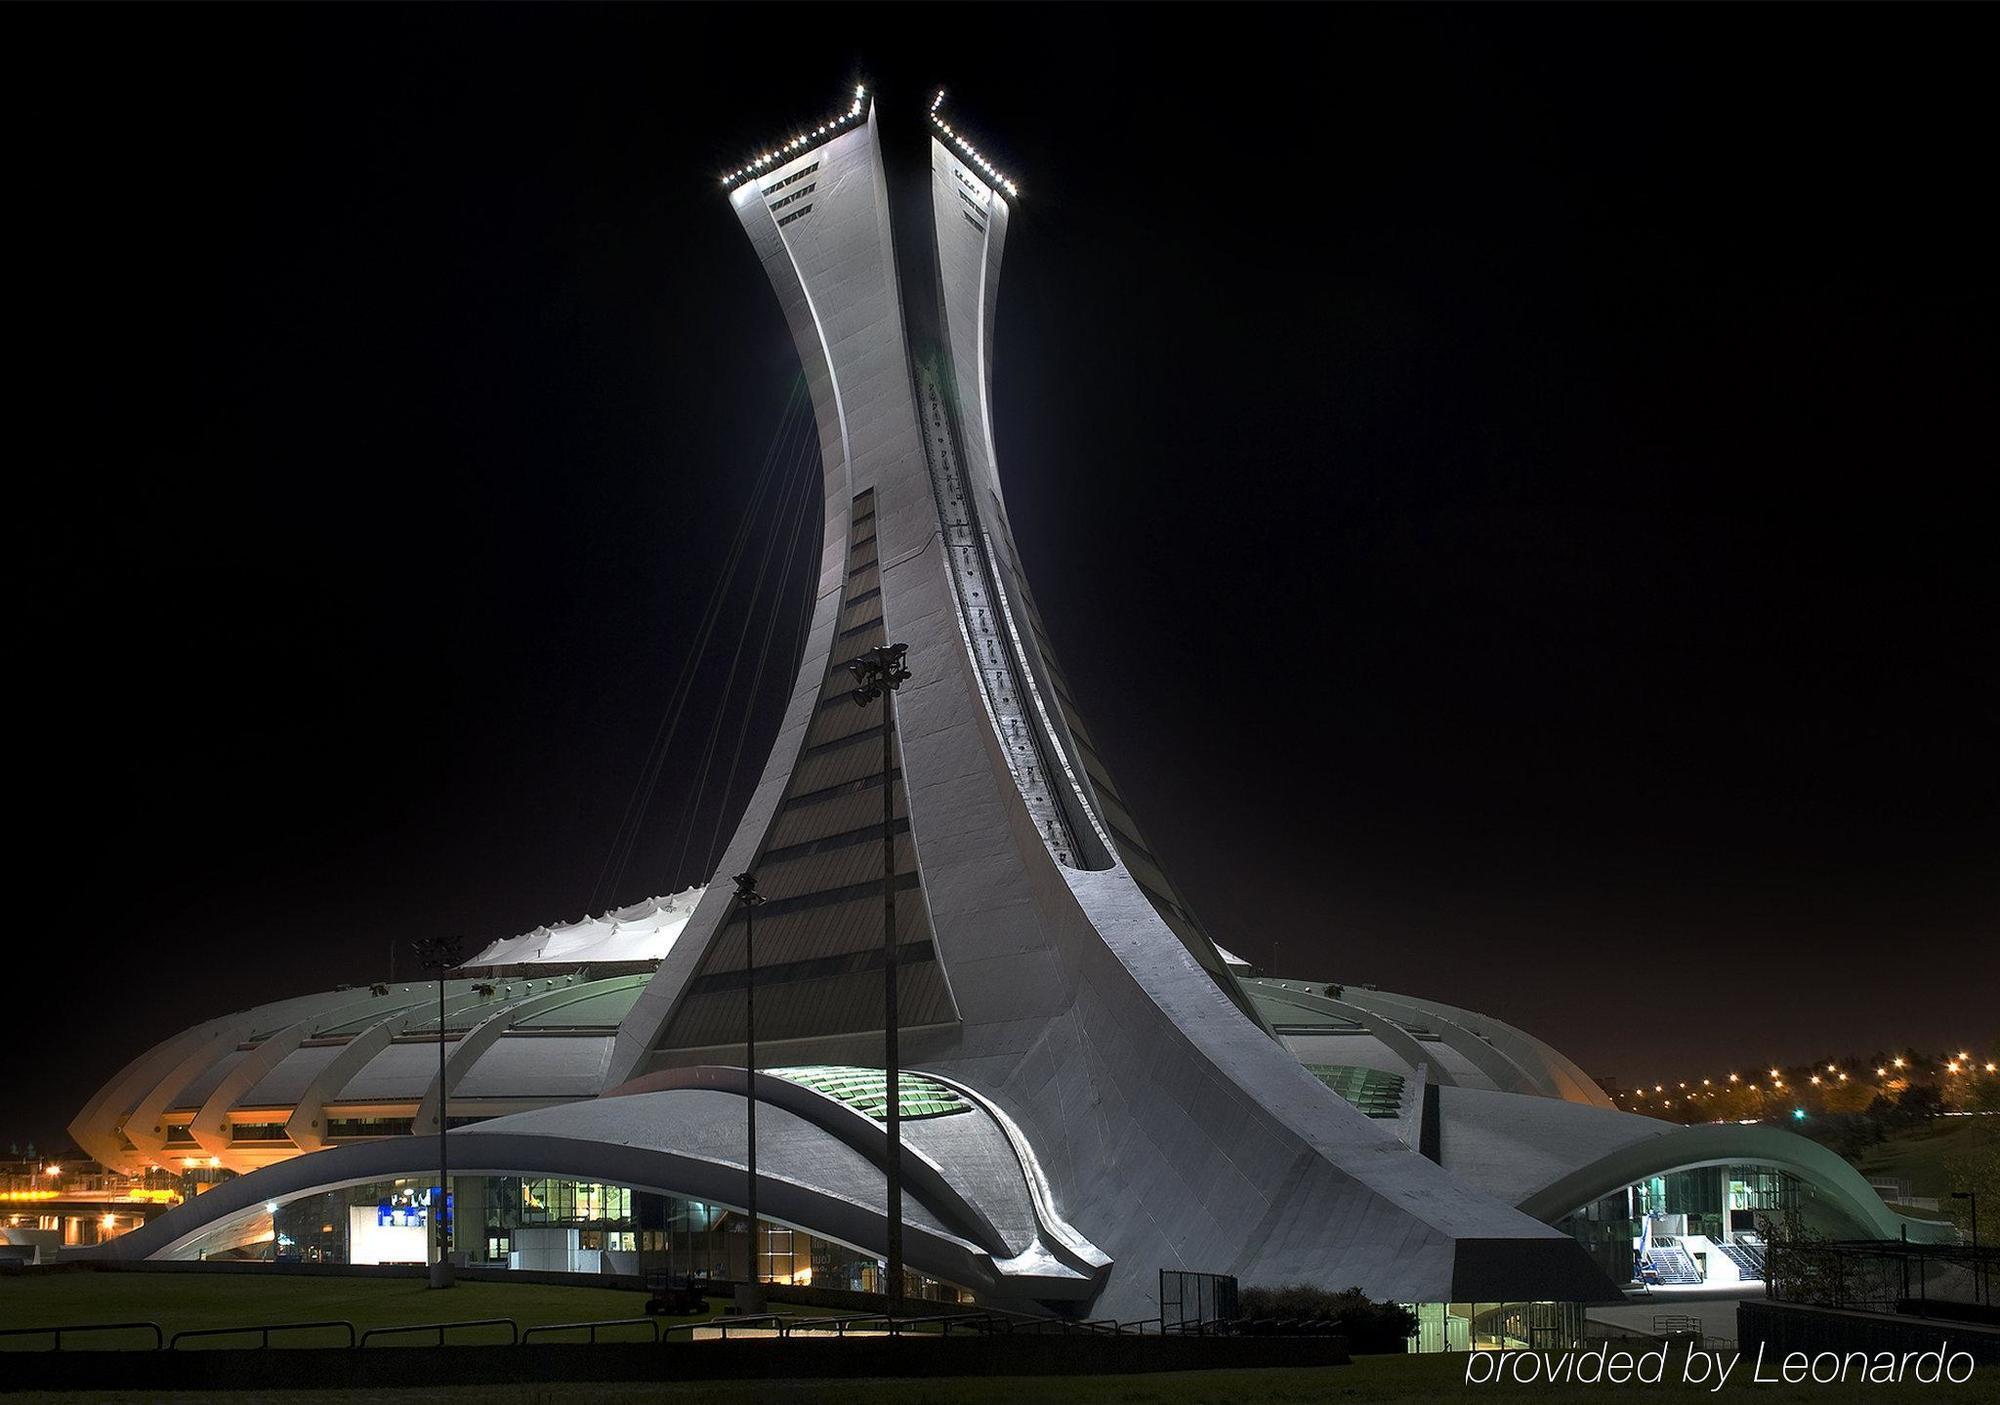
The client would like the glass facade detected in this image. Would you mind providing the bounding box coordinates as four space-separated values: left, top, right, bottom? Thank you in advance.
1404 1301 1585 1352
769 1065 971 1121
169 1173 971 1303
1302 1064 1407 1119
1554 1165 1812 1286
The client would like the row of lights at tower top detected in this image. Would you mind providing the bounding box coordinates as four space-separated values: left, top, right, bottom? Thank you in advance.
931 89 1020 199
1613 1052 1995 1108
720 86 869 190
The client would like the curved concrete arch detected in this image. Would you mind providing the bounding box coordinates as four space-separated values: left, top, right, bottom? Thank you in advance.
83 988 386 1169
286 1016 416 1154
611 1064 1106 1288
1261 985 1459 1088
1369 989 1614 1108
626 1066 1015 1265
194 988 502 1162
1342 990 1542 1097
1515 1122 1956 1244
925 1070 1111 1282
86 1105 1090 1306
69 1022 219 1173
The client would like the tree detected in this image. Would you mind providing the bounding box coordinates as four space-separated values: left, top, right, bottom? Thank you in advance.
1238 1284 1419 1351
1898 1083 1945 1120
1943 1124 2000 1242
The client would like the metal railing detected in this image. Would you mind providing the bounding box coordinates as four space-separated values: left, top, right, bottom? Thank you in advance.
520 1317 661 1345
687 1312 789 1340
0 1305 1233 1352
0 1321 164 1351
359 1318 520 1347
687 1310 1025 1339
171 1321 357 1350
1768 1238 1999 1316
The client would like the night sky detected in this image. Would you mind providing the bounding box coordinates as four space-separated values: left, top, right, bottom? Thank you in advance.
12 7 1995 1149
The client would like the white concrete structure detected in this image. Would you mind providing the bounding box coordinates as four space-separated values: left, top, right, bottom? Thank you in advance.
74 91 1950 1318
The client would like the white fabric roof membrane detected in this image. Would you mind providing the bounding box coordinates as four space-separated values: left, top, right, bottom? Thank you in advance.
464 886 706 967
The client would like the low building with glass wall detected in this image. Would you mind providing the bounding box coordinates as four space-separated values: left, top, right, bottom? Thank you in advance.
171 1172 968 1303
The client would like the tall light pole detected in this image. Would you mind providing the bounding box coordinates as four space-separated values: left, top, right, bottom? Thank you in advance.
1951 1191 1983 1306
414 934 461 1289
849 641 910 1316
733 871 767 1314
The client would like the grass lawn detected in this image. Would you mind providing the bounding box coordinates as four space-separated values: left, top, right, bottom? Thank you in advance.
1 1352 1991 1404
1849 1117 1995 1201
0 1270 738 1349
3 1277 1989 1399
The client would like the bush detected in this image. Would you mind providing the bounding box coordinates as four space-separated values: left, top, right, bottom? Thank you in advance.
1237 1283 1417 1352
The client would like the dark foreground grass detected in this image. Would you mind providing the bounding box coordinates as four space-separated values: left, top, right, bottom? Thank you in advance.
1 1351 1992 1404
2 1280 1990 1400
0 1271 726 1347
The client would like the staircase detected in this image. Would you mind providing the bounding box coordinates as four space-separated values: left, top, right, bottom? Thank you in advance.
1717 1242 1765 1279
1643 1241 1703 1286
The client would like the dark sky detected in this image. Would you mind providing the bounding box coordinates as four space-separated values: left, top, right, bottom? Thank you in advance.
12 7 1995 1148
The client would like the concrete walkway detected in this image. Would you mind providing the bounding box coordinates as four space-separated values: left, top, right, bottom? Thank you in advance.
1588 1288 1763 1342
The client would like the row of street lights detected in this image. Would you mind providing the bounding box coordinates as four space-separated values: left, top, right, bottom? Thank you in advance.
1619 1053 1996 1105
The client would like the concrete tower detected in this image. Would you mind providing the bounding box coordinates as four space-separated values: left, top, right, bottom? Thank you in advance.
605 88 1616 1311
87 87 1928 1318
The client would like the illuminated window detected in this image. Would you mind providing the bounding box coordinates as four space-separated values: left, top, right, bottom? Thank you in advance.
769 1066 971 1121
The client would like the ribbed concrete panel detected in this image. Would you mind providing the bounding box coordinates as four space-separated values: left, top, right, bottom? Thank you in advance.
169 1050 247 1111
665 960 954 1052
334 1041 444 1103
452 1036 612 1101
237 1044 341 1108
1282 1033 1425 1078
1373 990 1617 1110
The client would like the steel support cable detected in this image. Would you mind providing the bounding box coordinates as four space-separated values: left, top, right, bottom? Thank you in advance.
657 392 821 888
588 379 808 913
594 407 794 909
666 408 822 888
702 421 826 876
606 383 811 905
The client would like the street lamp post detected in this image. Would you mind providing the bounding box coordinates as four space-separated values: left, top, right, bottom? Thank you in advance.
733 871 767 1314
1951 1191 1983 1306
414 935 462 1289
849 641 910 1317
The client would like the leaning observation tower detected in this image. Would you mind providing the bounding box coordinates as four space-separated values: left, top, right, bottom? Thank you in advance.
83 89 1927 1322
603 87 1617 1309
